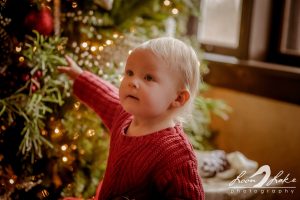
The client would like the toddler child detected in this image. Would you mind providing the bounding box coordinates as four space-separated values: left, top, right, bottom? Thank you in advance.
59 37 205 200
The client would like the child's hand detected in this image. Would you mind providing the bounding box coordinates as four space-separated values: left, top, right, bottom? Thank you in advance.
57 55 83 80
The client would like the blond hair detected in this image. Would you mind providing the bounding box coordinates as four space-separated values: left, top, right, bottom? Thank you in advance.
135 37 200 121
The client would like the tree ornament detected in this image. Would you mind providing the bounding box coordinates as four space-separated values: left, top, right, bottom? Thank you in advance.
94 0 114 10
24 5 54 36
22 73 30 81
34 70 43 78
30 84 36 92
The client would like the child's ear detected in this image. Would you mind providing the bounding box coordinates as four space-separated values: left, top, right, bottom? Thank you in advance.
171 90 190 108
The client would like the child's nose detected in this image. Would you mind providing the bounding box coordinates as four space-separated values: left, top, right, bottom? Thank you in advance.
128 78 139 89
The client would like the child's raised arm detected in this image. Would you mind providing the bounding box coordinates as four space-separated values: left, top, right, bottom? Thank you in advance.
57 55 122 132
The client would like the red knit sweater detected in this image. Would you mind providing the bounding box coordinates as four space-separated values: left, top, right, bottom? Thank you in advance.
73 71 205 200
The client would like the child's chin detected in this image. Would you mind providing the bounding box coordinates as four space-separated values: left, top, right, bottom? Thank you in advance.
122 104 136 114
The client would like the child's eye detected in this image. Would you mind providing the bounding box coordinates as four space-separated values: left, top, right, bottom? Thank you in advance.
126 70 134 76
144 74 153 81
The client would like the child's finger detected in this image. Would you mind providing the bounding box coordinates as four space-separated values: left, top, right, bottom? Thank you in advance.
65 55 78 68
57 66 81 79
64 55 73 65
57 66 70 73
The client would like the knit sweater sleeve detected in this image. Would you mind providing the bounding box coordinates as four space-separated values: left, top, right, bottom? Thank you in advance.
73 70 121 131
154 160 205 200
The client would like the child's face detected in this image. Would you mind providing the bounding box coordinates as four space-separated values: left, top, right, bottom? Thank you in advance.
119 49 182 119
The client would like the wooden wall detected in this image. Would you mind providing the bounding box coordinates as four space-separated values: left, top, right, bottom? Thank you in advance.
203 87 300 200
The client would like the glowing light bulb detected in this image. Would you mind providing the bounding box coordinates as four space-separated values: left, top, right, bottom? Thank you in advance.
113 33 119 38
91 46 97 52
41 129 47 136
74 101 80 110
54 128 60 134
81 42 88 48
106 40 113 45
164 0 171 6
62 156 68 162
87 129 95 137
172 8 179 15
61 144 68 151
9 179 15 184
15 46 22 52
19 56 25 62
1 125 6 131
71 144 77 150
72 2 78 8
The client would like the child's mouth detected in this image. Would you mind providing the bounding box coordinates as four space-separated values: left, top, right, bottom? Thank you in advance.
127 95 139 100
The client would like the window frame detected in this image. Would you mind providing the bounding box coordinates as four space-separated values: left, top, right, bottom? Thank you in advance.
198 0 253 59
267 0 300 67
190 0 300 105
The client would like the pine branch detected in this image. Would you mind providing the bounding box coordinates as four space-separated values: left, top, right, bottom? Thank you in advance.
0 31 69 162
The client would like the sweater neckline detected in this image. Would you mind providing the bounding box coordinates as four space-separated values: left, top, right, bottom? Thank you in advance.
120 118 181 141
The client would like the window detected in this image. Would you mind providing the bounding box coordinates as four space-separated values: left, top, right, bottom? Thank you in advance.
197 0 253 59
197 0 300 66
193 0 300 104
280 0 300 56
198 0 242 48
268 0 300 67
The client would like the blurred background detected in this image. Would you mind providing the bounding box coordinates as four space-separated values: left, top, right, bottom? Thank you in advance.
197 1 300 200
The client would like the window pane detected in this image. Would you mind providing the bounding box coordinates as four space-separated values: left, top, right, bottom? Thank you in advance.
281 0 300 55
198 0 243 48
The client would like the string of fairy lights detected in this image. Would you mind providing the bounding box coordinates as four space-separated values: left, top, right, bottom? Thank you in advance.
59 0 180 76
47 101 97 165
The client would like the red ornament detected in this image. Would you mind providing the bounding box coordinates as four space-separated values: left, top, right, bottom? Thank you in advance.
30 84 37 92
24 5 54 36
34 70 43 78
22 74 30 81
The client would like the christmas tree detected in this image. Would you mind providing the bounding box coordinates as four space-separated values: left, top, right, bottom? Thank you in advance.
0 0 230 199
